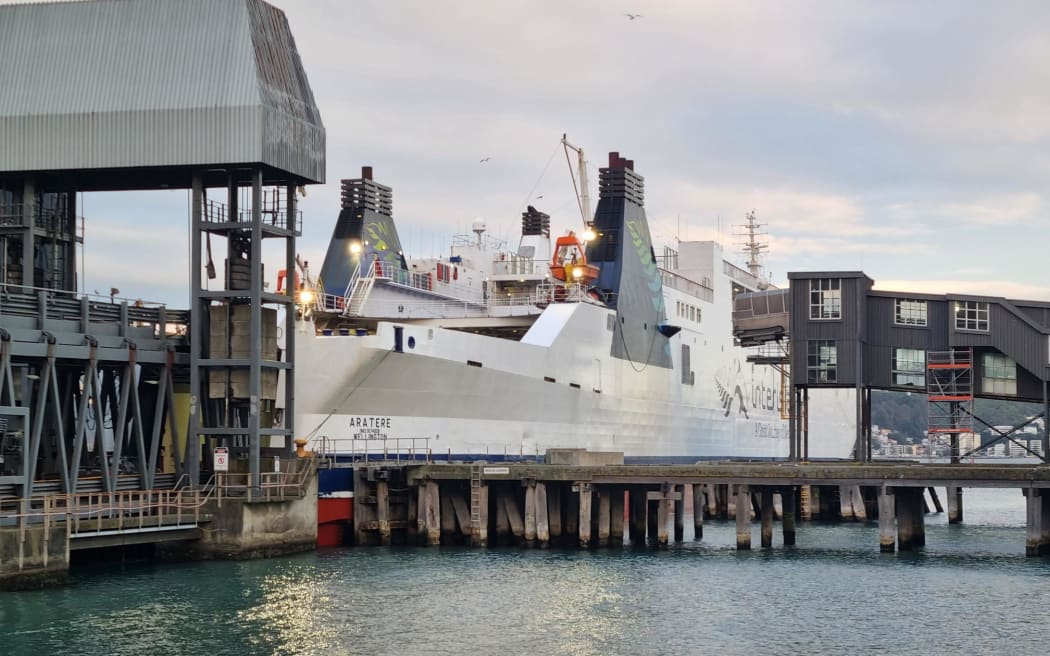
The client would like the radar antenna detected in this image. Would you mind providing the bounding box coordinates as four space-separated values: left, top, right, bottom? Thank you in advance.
735 211 769 284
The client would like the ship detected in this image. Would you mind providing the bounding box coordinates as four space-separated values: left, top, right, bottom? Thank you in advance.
285 141 854 463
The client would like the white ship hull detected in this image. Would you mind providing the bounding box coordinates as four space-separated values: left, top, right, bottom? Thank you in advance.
294 298 856 462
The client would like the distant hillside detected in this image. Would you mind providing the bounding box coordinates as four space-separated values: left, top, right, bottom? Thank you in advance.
871 390 1042 443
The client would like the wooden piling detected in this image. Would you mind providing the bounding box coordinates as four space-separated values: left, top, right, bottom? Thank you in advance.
781 486 796 546
565 485 579 539
547 484 563 540
878 487 895 553
656 487 669 548
1024 489 1050 556
673 485 684 542
535 482 550 548
772 492 783 521
424 481 441 546
630 487 647 545
578 483 592 548
407 484 419 544
850 485 867 521
692 484 704 541
736 484 751 550
760 487 773 548
504 492 525 541
440 488 456 544
376 480 391 545
706 484 719 518
610 487 625 546
597 488 611 547
451 493 472 539
839 485 854 521
896 487 925 551
947 486 963 524
927 487 944 513
524 483 538 546
647 495 659 544
495 487 510 543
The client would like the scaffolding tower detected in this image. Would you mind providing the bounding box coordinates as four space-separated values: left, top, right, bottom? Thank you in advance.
927 349 974 460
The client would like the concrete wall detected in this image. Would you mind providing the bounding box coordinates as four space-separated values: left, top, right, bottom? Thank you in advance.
0 524 69 590
194 473 318 559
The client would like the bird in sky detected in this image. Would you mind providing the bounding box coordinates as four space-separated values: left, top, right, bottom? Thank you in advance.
624 13 643 20
479 157 492 163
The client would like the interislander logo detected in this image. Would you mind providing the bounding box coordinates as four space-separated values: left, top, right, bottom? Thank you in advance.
714 359 781 419
714 359 749 419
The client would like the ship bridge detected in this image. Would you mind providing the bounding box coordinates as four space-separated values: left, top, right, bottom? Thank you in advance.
734 272 1050 465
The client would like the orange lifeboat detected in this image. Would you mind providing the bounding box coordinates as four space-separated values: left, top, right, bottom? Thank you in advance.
549 231 599 284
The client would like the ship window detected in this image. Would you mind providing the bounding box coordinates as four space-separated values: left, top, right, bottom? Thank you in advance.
681 345 693 385
807 340 837 383
809 279 841 320
955 301 989 331
892 348 925 387
895 299 927 326
982 352 1016 395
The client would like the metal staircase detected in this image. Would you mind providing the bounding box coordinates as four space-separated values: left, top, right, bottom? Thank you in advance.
926 349 974 457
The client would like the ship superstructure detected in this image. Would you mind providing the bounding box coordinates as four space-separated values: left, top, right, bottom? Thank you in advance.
285 147 854 461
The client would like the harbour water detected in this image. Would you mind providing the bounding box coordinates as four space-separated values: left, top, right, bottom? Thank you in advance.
2 487 1050 656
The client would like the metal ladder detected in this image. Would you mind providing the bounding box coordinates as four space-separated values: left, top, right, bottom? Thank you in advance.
469 463 483 538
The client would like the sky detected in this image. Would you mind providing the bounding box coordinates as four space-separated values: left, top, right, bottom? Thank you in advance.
13 0 1050 305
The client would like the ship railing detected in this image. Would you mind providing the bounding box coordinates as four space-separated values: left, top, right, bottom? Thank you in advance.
315 436 432 464
658 268 715 303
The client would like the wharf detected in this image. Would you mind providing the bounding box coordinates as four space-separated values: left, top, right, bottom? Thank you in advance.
349 458 1050 557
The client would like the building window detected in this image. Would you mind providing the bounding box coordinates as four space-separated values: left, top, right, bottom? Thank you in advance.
982 352 1016 395
681 345 693 385
955 301 989 331
892 348 926 387
894 299 927 326
807 340 837 383
809 279 841 320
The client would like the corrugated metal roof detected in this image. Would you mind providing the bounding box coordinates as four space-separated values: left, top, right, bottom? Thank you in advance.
0 0 325 183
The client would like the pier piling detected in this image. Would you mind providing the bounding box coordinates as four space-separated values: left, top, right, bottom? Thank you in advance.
781 486 797 546
440 489 456 544
610 487 625 545
947 486 963 524
878 488 895 553
629 487 646 545
578 483 592 548
736 484 751 550
674 485 685 542
692 484 704 540
425 481 441 546
760 487 774 548
524 483 538 546
376 480 391 545
547 484 562 541
1024 489 1050 556
535 482 550 548
597 488 611 547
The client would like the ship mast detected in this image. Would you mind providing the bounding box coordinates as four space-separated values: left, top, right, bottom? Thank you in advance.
738 210 769 281
561 134 591 227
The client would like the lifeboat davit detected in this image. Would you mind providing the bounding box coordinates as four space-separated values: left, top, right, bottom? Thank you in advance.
549 231 599 284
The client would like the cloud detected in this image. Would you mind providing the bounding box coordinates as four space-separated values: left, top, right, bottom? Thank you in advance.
875 279 1050 302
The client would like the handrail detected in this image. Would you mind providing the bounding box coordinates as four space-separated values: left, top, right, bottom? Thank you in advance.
315 437 432 464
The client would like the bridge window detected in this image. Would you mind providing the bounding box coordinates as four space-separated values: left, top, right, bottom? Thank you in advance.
809 279 841 320
982 353 1016 395
894 299 927 326
807 340 837 383
955 301 989 331
892 348 925 386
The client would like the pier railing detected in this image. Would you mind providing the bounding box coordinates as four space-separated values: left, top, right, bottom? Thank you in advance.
211 455 318 504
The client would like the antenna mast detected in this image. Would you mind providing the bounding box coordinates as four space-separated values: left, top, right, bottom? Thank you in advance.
561 134 591 227
736 210 768 279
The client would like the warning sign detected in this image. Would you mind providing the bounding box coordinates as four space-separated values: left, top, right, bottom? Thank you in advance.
214 446 229 472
